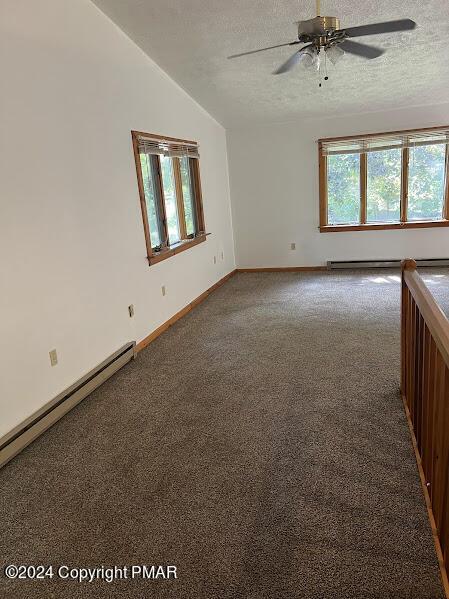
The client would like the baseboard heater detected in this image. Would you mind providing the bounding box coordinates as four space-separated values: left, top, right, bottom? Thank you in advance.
327 258 449 270
0 341 136 469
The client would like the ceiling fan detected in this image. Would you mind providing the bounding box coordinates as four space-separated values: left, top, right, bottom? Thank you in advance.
228 1 416 76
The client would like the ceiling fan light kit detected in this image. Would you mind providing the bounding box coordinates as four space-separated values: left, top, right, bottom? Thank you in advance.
301 47 320 71
228 1 417 86
325 45 345 65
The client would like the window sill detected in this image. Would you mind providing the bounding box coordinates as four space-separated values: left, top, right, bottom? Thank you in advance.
147 234 207 265
320 220 449 233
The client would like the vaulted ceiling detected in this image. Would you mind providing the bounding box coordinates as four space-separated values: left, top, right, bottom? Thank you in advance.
92 0 449 127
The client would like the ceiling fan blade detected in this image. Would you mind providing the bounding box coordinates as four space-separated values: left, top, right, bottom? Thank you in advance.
228 41 299 59
339 40 384 59
344 19 416 38
273 45 312 74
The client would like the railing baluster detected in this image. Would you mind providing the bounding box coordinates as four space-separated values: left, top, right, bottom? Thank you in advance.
430 350 446 510
437 367 449 567
421 324 430 476
409 292 414 414
410 295 416 422
416 312 424 451
428 339 437 498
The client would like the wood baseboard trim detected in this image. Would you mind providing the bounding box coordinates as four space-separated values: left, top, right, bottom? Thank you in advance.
236 266 327 273
401 393 449 599
136 270 237 353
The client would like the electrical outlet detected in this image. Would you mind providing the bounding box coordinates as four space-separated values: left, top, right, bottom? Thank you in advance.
221 251 224 260
128 304 134 318
49 349 58 367
290 243 296 250
161 285 166 296
213 256 217 264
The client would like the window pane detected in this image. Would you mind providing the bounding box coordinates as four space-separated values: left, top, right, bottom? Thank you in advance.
180 157 196 236
160 155 180 244
140 153 162 247
366 149 401 223
408 144 446 221
327 154 360 224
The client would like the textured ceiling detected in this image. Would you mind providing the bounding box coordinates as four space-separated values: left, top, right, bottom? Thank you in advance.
91 0 449 126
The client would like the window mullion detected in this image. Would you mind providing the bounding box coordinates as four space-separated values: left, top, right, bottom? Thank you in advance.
401 147 409 223
444 142 449 220
319 144 328 227
155 155 169 247
360 152 367 224
173 158 187 240
191 159 205 233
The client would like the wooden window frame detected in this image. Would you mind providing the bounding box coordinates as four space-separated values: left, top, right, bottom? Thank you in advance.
131 130 206 265
318 125 449 233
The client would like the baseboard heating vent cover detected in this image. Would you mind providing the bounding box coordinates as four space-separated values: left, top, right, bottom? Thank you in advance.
0 342 136 469
327 258 449 270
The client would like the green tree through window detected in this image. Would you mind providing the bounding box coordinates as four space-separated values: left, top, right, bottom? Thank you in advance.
408 144 446 221
367 149 401 223
327 153 360 224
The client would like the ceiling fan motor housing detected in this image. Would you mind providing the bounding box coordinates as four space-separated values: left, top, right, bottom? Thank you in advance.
298 16 340 37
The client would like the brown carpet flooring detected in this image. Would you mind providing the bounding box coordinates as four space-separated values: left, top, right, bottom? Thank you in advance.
1 269 448 599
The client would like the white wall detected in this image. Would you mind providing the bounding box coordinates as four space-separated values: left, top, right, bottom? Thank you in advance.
0 0 235 438
228 103 449 268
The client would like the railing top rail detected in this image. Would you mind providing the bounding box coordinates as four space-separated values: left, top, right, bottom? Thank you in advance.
402 259 449 368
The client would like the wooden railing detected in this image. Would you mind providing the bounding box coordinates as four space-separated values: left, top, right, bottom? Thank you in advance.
401 259 449 594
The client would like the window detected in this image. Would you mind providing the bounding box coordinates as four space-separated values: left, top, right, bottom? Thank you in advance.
319 126 449 232
327 153 360 224
408 143 447 221
366 148 401 223
132 131 206 264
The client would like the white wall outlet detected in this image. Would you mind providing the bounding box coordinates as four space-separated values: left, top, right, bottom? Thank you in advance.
161 285 166 296
128 304 134 317
49 349 58 367
290 243 296 250
213 256 217 264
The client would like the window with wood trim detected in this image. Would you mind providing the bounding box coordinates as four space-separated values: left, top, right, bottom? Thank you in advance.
132 131 206 264
318 126 449 232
